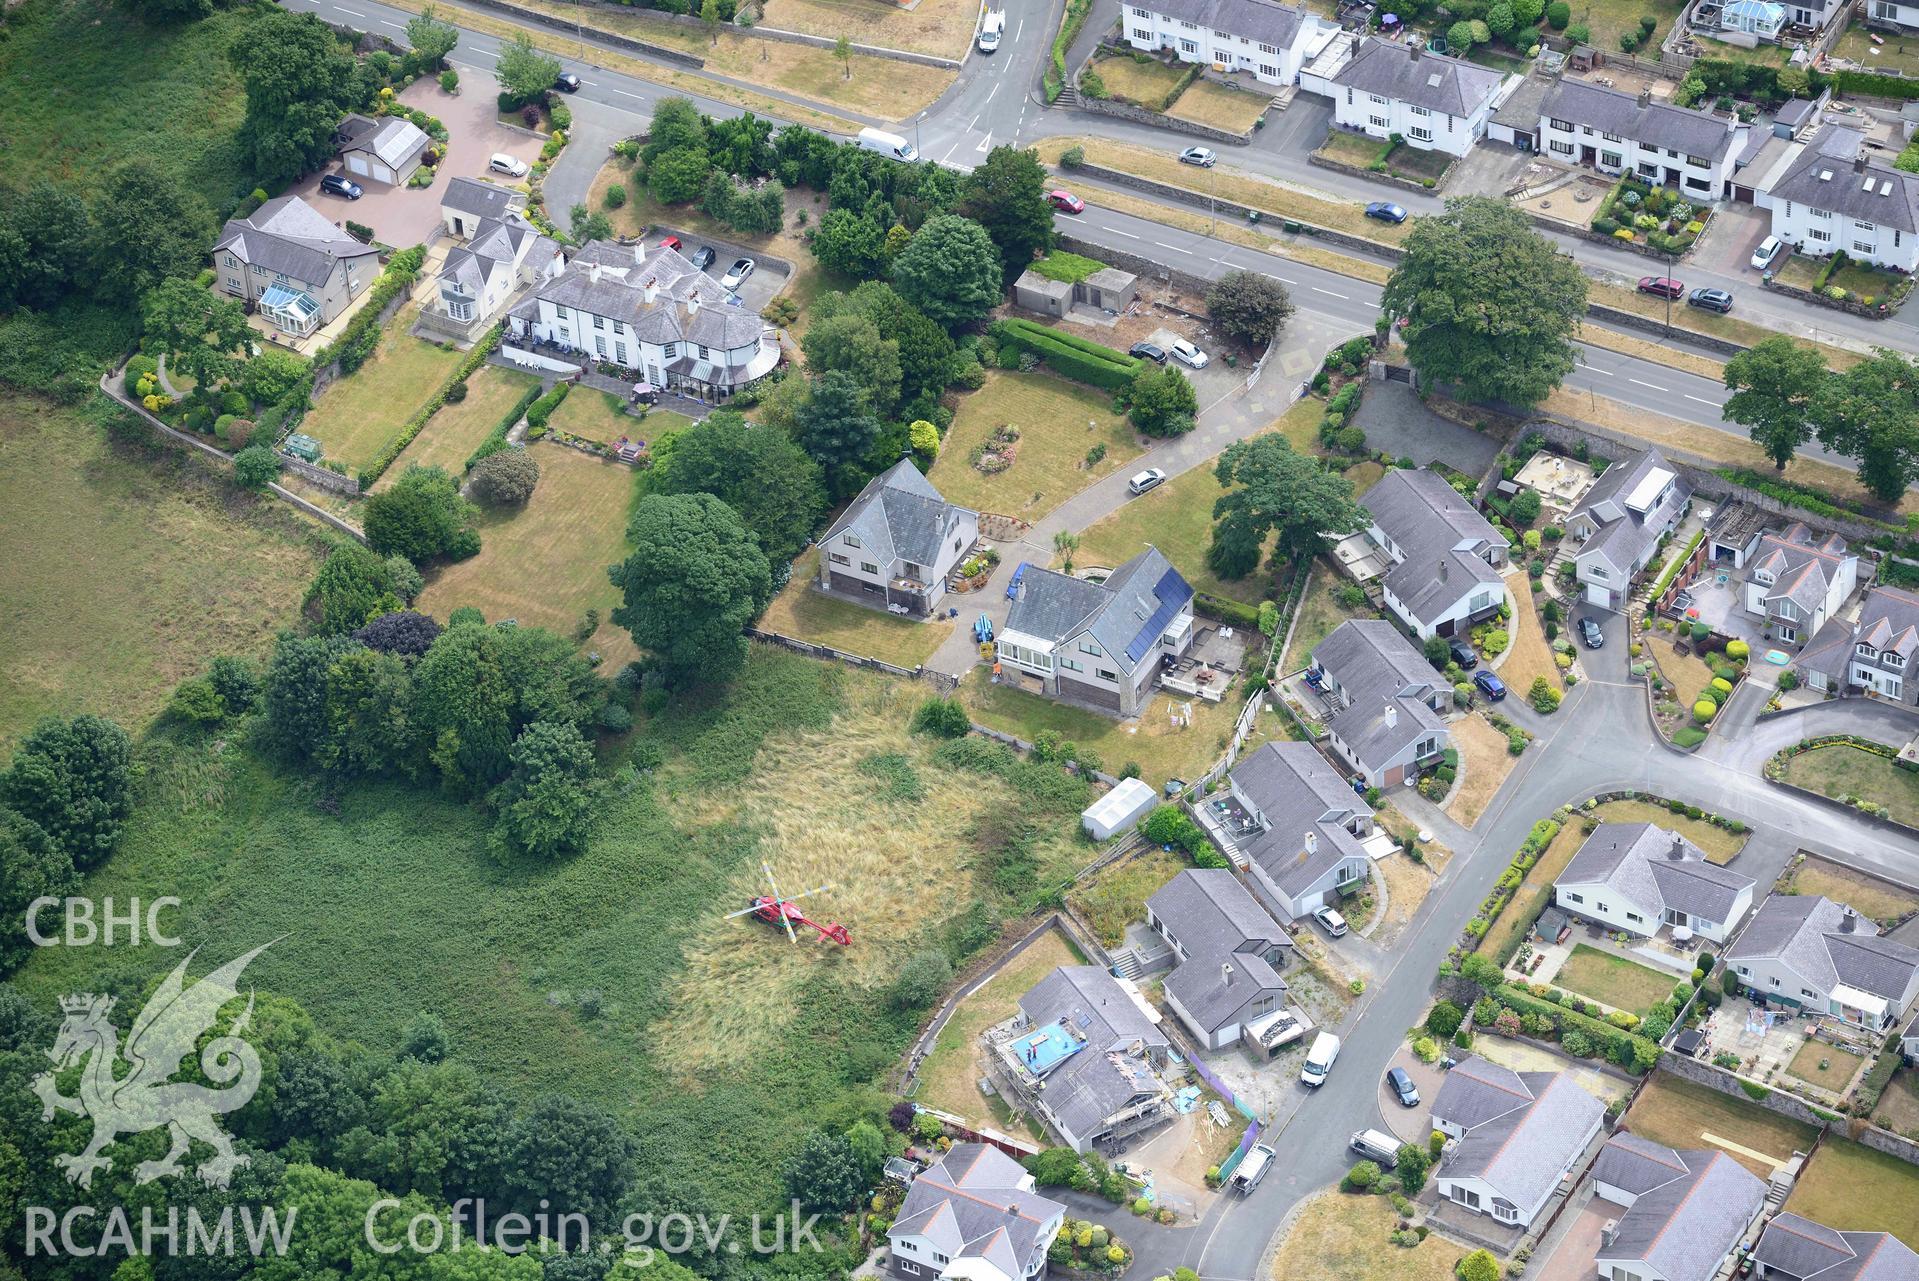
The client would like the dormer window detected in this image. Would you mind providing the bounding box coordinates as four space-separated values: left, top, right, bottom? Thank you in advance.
844 533 861 548
1886 651 1907 669
1857 643 1877 658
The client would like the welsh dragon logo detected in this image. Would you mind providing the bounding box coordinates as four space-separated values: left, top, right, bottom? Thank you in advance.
31 943 272 1190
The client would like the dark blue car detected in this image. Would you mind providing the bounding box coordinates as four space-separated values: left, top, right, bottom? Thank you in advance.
1365 201 1407 224
1474 669 1507 701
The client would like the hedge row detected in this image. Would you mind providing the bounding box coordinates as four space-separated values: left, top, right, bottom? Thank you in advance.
1474 818 1561 965
466 381 546 471
313 246 428 375
1714 467 1903 533
355 324 502 490
526 381 572 431
1832 69 1919 101
1649 530 1703 599
989 319 1140 391
1195 591 1261 629
1492 982 1660 1072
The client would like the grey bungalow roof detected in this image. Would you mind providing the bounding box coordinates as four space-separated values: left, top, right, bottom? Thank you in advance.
1147 869 1290 1032
1558 822 1755 925
1539 80 1740 162
1017 966 1172 1144
1443 1071 1604 1212
1770 145 1919 235
1431 1055 1542 1131
1141 0 1310 49
1598 1139 1766 1281
889 1143 1063 1279
1363 467 1506 624
1334 38 1505 117
1007 547 1193 680
1312 619 1447 770
1755 1214 1919 1281
821 459 973 571
442 176 525 221
338 113 430 170
1728 895 1919 1002
1794 585 1919 684
1227 741 1375 897
212 195 378 290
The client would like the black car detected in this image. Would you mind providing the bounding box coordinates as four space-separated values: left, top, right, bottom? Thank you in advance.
1448 638 1478 670
690 245 717 271
1129 341 1168 364
1688 287 1734 314
319 173 363 200
1579 617 1605 649
1387 1067 1420 1107
1365 201 1407 224
554 71 582 92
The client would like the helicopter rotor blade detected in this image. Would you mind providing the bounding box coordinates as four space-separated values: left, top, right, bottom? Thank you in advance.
784 883 835 905
764 862 798 943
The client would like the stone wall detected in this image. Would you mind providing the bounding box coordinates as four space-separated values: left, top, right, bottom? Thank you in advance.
1762 275 1904 320
451 0 706 67
1657 1050 1842 1131
1070 92 1254 144
280 455 363 495
1053 231 1218 297
1308 150 1448 196
1585 303 1749 358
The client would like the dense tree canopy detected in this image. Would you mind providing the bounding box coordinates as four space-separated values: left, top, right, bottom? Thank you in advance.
891 214 1002 329
363 466 480 564
812 281 955 415
0 807 71 971
782 1130 865 1214
1208 436 1366 579
0 714 134 872
489 720 601 859
1809 349 1919 504
802 313 903 420
305 543 405 635
229 10 367 188
1129 365 1199 437
405 5 460 68
795 370 882 498
91 160 214 304
468 448 542 506
1205 271 1296 348
0 184 91 311
644 409 825 567
497 32 562 103
610 494 773 689
1722 335 1828 470
141 278 254 389
958 145 1056 282
810 207 888 279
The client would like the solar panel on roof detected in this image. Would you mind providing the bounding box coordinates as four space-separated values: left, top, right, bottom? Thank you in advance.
1125 569 1195 664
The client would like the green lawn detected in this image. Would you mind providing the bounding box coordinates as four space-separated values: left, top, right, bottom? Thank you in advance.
547 386 645 447
299 301 466 473
1787 1138 1919 1249
1592 800 1749 865
928 370 1143 521
1785 1039 1865 1093
1831 23 1919 77
0 394 326 749
379 364 539 484
1781 745 1919 828
1274 1191 1468 1281
1626 1071 1818 1177
1087 53 1189 109
1828 259 1905 301
1551 944 1682 1015
1067 848 1188 946
1282 560 1374 670
759 548 957 669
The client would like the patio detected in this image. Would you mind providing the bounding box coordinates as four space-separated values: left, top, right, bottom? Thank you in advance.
1509 914 1703 1000
1672 570 1778 654
1513 453 1598 523
1697 1000 1878 1107
1330 531 1388 582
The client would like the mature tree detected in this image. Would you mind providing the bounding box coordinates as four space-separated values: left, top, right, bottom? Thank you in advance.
795 370 882 498
334 1057 511 1200
0 183 91 310
1208 436 1365 580
1129 365 1199 437
134 0 215 22
497 32 563 104
891 214 1002 329
958 145 1056 282
412 621 519 793
1723 336 1829 470
385 554 424 603
647 146 713 206
644 410 825 566
1458 951 1505 990
812 281 954 411
1 715 134 872
317 646 417 778
1809 349 1919 504
208 655 262 715
643 97 708 167
469 448 542 506
1205 271 1296 348
240 348 311 406
306 543 404 635
261 633 361 760
707 111 774 178
363 465 480 563
783 1130 865 1214
142 278 254 389
229 10 363 188
570 203 614 244
890 949 953 1011
803 313 903 419
1 807 72 971
90 160 214 302
504 1095 634 1225
810 207 887 279
610 494 772 689
1395 1142 1432 1194
490 720 601 859
1380 195 1585 408
700 0 723 41
353 609 443 658
234 445 283 492
405 5 459 69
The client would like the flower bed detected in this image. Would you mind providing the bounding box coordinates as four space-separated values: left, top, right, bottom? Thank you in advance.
1590 175 1710 256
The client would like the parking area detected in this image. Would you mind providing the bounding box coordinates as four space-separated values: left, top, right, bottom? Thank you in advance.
1691 201 1773 279
1351 381 1500 472
1140 325 1243 402
285 69 543 247
1534 1195 1627 1281
647 224 792 313
1377 1048 1444 1142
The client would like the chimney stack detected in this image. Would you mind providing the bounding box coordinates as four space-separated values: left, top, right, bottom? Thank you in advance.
1855 154 1869 174
1221 961 1235 986
633 243 645 265
1668 835 1685 860
1638 88 1653 109
687 291 702 317
589 263 602 284
1383 701 1398 730
644 276 658 305
1409 39 1422 61
1305 830 1318 855
1438 557 1449 583
1841 907 1859 932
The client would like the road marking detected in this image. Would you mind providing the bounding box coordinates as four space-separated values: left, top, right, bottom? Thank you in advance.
335 6 363 14
1685 393 1719 406
581 79 598 86
1015 16 1023 37
1627 378 1666 391
968 112 982 130
1153 240 1182 251
612 87 644 98
379 19 404 28
1267 274 1296 285
976 132 992 152
986 82 999 104
942 139 965 164
1104 227 1139 239
1311 286 1347 299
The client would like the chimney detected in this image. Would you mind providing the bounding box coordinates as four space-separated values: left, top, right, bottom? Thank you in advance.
687 292 702 317
1383 701 1398 730
1601 1222 1619 1249
1409 39 1422 61
1668 834 1685 860
1855 154 1869 174
1352 33 1362 55
644 276 658 305
1221 961 1235 986
588 263 602 284
634 242 645 265
1841 907 1859 932
1438 557 1449 583
1638 88 1653 109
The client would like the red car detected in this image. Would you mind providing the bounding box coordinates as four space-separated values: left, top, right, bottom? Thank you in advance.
1637 276 1686 300
658 234 683 252
1047 189 1085 214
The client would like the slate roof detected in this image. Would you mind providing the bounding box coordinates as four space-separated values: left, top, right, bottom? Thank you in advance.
821 459 972 571
1147 869 1291 1033
1794 585 1919 684
1334 38 1505 116
1592 1132 1691 1197
1227 741 1375 898
1751 525 1852 615
890 1143 1064 1280
1540 80 1739 162
532 240 765 352
1140 0 1310 49
1728 895 1919 1002
213 195 378 289
1558 822 1755 925
1755 1214 1919 1281
1431 1055 1542 1131
1312 620 1448 772
1006 547 1193 680
442 176 524 221
338 114 430 170
1017 967 1172 1144
442 214 546 296
1444 1071 1604 1212
1770 145 1919 234
1363 467 1506 624
1598 1139 1766 1281
1569 447 1690 574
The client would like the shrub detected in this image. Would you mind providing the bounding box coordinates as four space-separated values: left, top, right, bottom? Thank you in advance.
989 319 1139 392
1546 0 1569 25
1426 1000 1465 1039
912 697 972 738
605 183 628 209
1529 677 1560 713
1459 1250 1502 1281
1343 1161 1381 1191
1693 700 1717 723
469 448 542 506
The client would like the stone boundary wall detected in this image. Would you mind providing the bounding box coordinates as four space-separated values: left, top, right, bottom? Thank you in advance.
1053 230 1217 296
1657 1049 1843 1131
280 454 364 495
450 0 707 66
1062 161 1398 261
1585 303 1748 357
1307 150 1443 196
1071 92 1254 144
1762 274 1904 320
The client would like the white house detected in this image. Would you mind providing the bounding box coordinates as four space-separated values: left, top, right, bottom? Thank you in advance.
1120 0 1338 87
1767 142 1919 273
1145 869 1293 1049
1358 467 1512 640
1791 584 1919 709
441 176 526 238
433 214 564 335
887 1144 1065 1281
1432 1059 1605 1229
1738 524 1858 649
816 459 978 619
1591 1134 1768 1281
1322 38 1508 157
1554 822 1756 944
1726 895 1919 1031
999 547 1195 718
1310 620 1452 788
1207 741 1378 921
1865 0 1919 31
1566 448 1691 611
1536 81 1745 200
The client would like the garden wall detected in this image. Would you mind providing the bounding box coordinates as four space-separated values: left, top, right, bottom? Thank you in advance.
1070 92 1254 144
1585 302 1749 357
1761 275 1902 319
1658 1049 1843 1131
1307 151 1445 196
1054 230 1218 296
442 0 707 67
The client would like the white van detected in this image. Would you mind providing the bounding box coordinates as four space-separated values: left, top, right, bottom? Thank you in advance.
1229 1144 1274 1194
977 10 1005 52
857 127 919 163
1349 1129 1401 1167
1300 1032 1341 1087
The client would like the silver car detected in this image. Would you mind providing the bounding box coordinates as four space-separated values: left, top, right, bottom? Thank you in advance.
1179 146 1217 167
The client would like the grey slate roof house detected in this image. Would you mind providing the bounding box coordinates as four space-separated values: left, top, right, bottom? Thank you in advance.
1326 39 1509 157
1207 741 1379 921
1793 585 1919 709
1432 1059 1605 1229
887 1143 1066 1281
337 113 431 186
1120 0 1338 89
999 547 1195 719
1567 447 1691 611
1145 869 1292 1048
441 176 526 237
211 195 380 339
1726 894 1919 1030
1309 619 1452 788
1738 524 1859 649
1754 1213 1919 1281
432 214 565 338
1536 81 1744 199
988 966 1174 1153
1767 145 1919 272
1552 822 1757 944
1591 1134 1767 1281
1359 468 1513 640
816 459 978 619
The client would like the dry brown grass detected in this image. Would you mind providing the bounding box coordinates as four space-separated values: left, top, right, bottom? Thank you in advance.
1273 1190 1474 1281
765 0 983 59
1591 800 1748 864
1067 847 1187 947
1281 561 1374 671
1445 712 1520 829
1589 281 1862 372
759 549 956 668
1577 324 1727 381
1087 54 1189 108
1500 572 1561 699
1785 855 1919 924
1628 1071 1817 1177
1167 79 1270 133
379 364 539 486
928 370 1144 519
1478 818 1586 961
1786 1039 1866 1093
1374 850 1440 944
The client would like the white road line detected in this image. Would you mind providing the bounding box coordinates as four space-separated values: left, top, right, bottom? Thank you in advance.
942 139 965 164
1268 275 1296 285
1311 286 1347 299
1627 377 1666 391
1153 240 1181 251
1685 393 1719 406
975 132 992 152
1015 16 1023 37
379 19 404 28
968 112 981 130
986 82 999 104
612 87 644 98
335 6 364 15
1104 227 1139 239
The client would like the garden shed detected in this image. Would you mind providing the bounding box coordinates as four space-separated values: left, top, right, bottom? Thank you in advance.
283 433 323 462
1081 777 1158 840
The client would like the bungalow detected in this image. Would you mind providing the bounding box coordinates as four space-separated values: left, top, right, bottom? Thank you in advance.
211 195 380 339
1768 145 1919 273
1566 447 1691 611
1553 822 1756 944
1753 1213 1919 1281
1120 0 1339 88
1358 467 1512 640
1000 547 1195 719
1791 585 1919 708
816 459 978 619
1209 741 1378 921
1145 869 1293 1048
887 1143 1066 1281
337 113 431 187
1737 524 1858 649
1725 894 1919 1031
1310 620 1452 789
1535 81 1744 201
1324 38 1509 158
1590 1134 1767 1281
1866 0 1919 31
1432 1059 1605 1229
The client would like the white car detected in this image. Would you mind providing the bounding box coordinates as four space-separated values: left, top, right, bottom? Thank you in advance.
721 257 756 290
488 153 529 178
1127 467 1166 496
1312 905 1348 937
1751 234 1785 271
1168 338 1209 369
1179 146 1217 167
977 10 1004 52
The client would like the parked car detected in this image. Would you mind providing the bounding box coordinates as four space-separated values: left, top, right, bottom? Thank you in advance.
1168 338 1209 369
1579 617 1605 649
1127 467 1167 496
1688 287 1734 314
1448 638 1478 670
1350 1129 1401 1165
1386 1067 1420 1108
976 10 1004 52
1230 1144 1275 1193
1365 201 1407 224
319 174 363 200
1312 905 1348 938
1047 189 1085 214
1180 146 1217 167
1752 234 1785 271
1637 276 1686 300
1474 669 1507 701
555 71 582 92
1129 341 1168 364
488 153 529 178
690 245 717 271
721 257 755 290
658 235 683 253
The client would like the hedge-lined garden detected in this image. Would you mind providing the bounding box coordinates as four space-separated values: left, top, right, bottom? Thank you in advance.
988 318 1141 391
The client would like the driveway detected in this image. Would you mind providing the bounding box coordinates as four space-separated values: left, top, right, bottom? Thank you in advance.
1533 1194 1623 1281
1691 201 1772 281
284 69 543 247
1376 1048 1442 1143
1351 381 1500 472
648 224 790 313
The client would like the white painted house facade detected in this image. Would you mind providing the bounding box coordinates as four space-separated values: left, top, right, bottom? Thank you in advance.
1324 38 1508 158
1121 0 1338 87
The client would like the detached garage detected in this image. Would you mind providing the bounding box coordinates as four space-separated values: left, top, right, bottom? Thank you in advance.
338 114 430 187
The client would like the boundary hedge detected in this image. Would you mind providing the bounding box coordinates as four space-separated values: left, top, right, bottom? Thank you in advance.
989 319 1140 391
1490 982 1660 1071
355 324 503 490
313 246 428 375
466 381 546 470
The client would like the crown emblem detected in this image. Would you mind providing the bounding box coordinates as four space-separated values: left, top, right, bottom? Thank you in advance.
60 993 112 1016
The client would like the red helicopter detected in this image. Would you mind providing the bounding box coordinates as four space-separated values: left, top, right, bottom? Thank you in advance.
724 862 851 946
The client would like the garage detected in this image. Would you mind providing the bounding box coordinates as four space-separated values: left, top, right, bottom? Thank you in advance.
336 113 430 188
1586 582 1614 608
